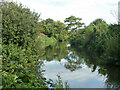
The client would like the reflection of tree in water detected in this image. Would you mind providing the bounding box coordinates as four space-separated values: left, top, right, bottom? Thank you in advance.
41 42 68 61
64 48 83 72
71 46 120 88
39 42 120 88
99 66 120 88
39 42 83 72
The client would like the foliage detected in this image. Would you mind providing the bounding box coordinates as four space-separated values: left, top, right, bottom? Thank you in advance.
70 18 108 51
2 61 47 88
103 24 120 64
69 18 120 65
2 43 48 88
49 73 70 88
40 18 69 41
64 15 85 33
1 2 56 88
1 2 40 47
36 33 56 48
1 1 120 88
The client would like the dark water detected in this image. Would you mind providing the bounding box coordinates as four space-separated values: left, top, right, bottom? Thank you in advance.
39 42 120 88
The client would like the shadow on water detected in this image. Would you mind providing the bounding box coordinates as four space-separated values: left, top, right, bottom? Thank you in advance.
38 42 120 88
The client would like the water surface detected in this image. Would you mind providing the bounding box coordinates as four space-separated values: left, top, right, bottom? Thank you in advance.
39 42 120 88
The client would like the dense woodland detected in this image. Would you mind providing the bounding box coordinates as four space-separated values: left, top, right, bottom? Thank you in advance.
0 2 120 88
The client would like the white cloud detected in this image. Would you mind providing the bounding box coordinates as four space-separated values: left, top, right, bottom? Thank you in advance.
12 0 119 25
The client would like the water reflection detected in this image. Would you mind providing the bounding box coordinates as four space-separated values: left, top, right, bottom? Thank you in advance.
42 60 107 88
39 42 120 88
72 47 120 88
40 42 68 61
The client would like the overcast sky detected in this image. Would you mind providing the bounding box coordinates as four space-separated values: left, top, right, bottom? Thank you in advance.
12 0 119 25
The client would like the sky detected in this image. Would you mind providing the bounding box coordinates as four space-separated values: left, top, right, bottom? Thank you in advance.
12 0 119 25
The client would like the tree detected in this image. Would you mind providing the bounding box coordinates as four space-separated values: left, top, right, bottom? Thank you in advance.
40 19 69 41
1 2 48 88
64 15 84 32
45 18 54 24
1 2 40 47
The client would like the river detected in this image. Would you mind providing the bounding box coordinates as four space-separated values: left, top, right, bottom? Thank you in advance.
38 42 120 88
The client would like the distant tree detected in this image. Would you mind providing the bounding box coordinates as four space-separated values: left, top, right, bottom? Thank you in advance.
40 19 68 41
64 15 84 32
45 18 54 24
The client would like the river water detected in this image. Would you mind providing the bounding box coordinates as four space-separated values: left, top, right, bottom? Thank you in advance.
39 42 120 88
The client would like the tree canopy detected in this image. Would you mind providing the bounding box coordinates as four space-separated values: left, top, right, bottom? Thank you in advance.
40 19 69 41
64 15 85 32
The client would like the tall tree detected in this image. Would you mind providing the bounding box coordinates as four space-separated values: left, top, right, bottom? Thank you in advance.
64 15 84 32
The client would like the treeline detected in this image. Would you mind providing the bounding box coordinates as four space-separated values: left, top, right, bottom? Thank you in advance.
69 18 120 65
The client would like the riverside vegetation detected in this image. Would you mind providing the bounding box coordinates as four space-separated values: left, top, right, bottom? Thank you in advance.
69 18 120 66
1 1 120 88
1 2 68 88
